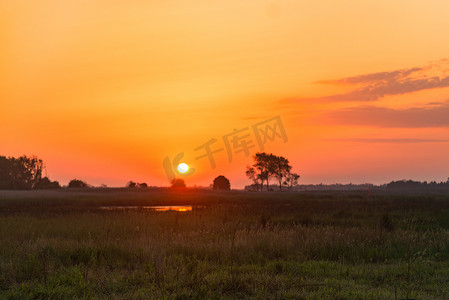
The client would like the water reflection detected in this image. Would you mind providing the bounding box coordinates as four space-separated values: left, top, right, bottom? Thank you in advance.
152 206 192 212
99 205 192 212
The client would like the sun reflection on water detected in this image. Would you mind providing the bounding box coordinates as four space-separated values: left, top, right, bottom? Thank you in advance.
152 206 192 212
99 205 193 212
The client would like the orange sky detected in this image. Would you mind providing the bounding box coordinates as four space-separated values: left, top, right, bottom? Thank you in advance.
2 0 449 188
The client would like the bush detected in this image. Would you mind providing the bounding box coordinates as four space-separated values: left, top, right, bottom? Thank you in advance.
68 179 88 188
33 177 61 189
171 178 186 189
213 176 231 191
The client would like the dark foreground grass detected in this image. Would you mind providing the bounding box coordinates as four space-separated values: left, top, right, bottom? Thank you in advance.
1 189 449 299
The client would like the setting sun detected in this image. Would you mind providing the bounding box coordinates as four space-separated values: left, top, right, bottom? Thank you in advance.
177 163 189 174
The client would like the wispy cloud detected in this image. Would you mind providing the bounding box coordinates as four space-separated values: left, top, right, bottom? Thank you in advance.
292 60 449 102
327 100 449 128
315 67 422 86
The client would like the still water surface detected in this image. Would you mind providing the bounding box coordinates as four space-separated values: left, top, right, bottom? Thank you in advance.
99 205 192 212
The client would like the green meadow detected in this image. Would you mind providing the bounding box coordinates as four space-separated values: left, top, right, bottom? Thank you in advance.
1 189 449 299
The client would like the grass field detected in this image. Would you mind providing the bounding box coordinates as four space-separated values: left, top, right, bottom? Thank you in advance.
1 189 449 299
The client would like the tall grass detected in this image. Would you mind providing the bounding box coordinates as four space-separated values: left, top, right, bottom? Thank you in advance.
1 190 449 299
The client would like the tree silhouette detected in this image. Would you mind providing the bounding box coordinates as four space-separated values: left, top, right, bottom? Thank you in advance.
0 155 45 189
0 156 12 189
212 175 231 190
245 166 262 191
127 181 137 188
126 181 148 188
253 152 275 191
68 179 88 188
34 177 61 189
248 152 296 191
283 172 300 190
273 156 292 190
170 178 186 189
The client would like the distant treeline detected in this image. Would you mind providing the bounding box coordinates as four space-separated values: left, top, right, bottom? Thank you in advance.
386 179 449 190
2 155 449 192
244 183 377 191
245 180 449 192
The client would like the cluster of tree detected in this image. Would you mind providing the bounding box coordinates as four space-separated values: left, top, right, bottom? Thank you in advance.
0 155 60 190
126 181 148 188
387 179 449 190
245 152 300 191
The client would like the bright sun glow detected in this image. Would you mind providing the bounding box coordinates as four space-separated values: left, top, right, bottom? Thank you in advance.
177 163 189 174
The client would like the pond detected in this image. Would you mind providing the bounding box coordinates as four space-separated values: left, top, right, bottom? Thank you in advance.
98 205 192 212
